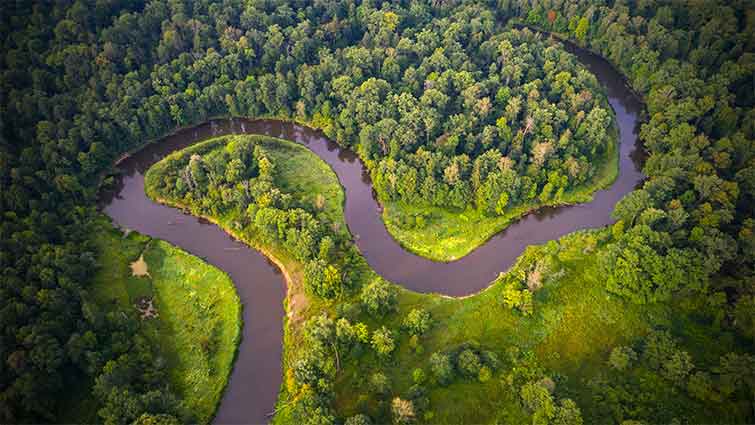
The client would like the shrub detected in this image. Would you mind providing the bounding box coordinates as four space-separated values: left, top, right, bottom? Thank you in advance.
360 277 398 316
371 327 395 357
457 349 482 377
429 352 454 385
402 308 432 336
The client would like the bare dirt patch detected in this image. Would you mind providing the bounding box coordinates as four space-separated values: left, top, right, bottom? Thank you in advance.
130 254 150 277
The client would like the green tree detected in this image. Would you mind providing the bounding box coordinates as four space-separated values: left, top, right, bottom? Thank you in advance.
371 327 395 357
360 278 398 317
575 17 589 41
430 352 454 385
402 309 433 336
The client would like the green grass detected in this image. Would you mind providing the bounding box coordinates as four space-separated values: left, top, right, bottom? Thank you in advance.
331 230 657 423
86 217 242 424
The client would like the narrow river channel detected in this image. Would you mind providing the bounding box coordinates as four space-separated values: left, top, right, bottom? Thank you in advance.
101 35 644 424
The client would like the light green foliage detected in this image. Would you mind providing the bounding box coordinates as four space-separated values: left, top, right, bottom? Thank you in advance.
553 399 584 425
370 372 391 395
457 349 482 378
412 368 426 385
371 327 396 357
430 352 455 386
344 414 372 425
133 414 181 425
609 346 637 371
575 17 589 41
402 309 433 337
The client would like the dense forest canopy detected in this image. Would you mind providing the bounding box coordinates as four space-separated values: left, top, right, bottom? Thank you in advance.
0 0 753 423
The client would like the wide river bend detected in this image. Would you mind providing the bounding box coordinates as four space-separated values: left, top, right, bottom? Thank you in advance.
101 38 644 424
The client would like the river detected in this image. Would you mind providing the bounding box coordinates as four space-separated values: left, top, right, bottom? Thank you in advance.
100 35 643 424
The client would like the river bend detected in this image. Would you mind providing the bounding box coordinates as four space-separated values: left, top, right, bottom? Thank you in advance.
101 38 643 424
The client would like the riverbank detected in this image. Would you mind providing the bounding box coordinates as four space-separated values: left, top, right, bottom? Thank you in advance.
381 123 619 261
143 134 357 423
81 217 241 424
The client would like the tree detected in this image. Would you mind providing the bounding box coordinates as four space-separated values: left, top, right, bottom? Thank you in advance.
304 260 341 299
391 397 415 424
345 414 372 425
370 372 390 395
521 381 556 424
661 351 694 385
552 399 583 425
360 278 397 316
457 349 481 377
132 414 181 425
430 352 454 385
402 309 432 336
575 17 589 41
609 346 637 371
371 327 395 357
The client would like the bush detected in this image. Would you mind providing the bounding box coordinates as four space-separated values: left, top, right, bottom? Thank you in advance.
402 308 433 336
344 414 372 425
457 349 482 377
360 277 397 316
429 352 454 385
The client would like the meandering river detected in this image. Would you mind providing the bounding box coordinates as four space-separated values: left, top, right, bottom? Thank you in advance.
101 36 643 424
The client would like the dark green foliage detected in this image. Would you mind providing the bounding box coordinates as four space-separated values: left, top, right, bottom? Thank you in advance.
429 352 455 386
0 0 753 422
587 330 754 423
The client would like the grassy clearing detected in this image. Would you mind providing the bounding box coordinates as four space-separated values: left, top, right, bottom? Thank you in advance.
332 230 655 423
332 228 745 423
89 217 241 424
383 115 620 262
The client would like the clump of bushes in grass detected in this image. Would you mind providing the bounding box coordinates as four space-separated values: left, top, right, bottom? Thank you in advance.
360 277 398 317
428 342 501 386
495 242 562 315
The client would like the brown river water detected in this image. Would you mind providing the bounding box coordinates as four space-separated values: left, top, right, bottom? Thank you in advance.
100 37 644 424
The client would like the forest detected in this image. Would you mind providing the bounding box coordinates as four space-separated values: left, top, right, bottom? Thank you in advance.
0 0 753 424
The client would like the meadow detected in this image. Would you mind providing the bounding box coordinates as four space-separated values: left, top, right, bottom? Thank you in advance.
87 217 241 424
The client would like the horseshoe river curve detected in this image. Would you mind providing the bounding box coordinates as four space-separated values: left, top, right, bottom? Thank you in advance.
100 37 644 424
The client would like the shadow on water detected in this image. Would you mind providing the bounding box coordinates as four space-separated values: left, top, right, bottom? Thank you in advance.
100 33 644 424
